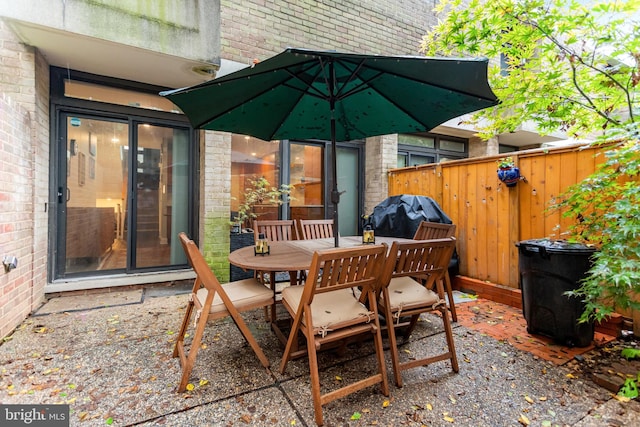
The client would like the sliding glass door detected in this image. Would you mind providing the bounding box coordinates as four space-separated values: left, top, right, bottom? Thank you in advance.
55 115 189 278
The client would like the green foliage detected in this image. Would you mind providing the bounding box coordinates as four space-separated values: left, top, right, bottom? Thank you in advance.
424 0 640 320
423 0 639 139
231 176 294 229
496 156 515 169
619 376 639 399
621 348 640 360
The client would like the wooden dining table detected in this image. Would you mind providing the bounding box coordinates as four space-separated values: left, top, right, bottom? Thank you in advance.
228 235 415 347
228 235 411 284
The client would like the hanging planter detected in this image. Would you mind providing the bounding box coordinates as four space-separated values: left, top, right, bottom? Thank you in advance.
496 157 521 187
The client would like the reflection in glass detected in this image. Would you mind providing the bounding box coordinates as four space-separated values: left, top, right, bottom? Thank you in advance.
289 143 324 221
135 124 189 268
64 118 128 273
231 136 282 226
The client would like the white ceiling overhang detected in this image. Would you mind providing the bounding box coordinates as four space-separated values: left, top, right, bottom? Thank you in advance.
5 19 220 89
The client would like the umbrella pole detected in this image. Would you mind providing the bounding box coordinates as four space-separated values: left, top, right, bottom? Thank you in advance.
330 115 340 248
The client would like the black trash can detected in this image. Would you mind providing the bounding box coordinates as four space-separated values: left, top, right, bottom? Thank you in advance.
517 239 596 347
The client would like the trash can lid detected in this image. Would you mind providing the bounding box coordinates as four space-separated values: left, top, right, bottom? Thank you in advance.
516 238 596 254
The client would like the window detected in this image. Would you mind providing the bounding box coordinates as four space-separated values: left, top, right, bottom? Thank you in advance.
231 135 282 225
398 133 468 167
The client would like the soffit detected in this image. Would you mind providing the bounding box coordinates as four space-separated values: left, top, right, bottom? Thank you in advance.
6 19 219 89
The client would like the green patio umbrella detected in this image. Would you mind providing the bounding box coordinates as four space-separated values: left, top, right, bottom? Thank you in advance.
161 48 499 246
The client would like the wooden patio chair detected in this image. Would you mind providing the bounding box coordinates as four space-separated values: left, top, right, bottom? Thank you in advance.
412 221 458 322
279 244 389 426
298 218 334 240
173 232 274 392
253 219 302 320
253 219 298 242
378 238 459 387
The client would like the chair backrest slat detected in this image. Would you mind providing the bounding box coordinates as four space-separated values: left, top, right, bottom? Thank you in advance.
413 221 456 240
309 245 387 296
382 238 456 290
254 219 297 241
299 219 334 240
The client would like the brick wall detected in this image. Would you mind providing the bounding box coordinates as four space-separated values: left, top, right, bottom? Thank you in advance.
0 19 47 339
211 0 438 239
221 0 437 63
364 134 398 214
0 92 36 338
201 130 233 282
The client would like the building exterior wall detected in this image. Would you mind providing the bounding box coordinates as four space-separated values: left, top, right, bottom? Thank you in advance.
216 0 438 243
220 0 436 63
364 134 398 214
0 0 478 335
0 0 219 63
469 135 499 157
0 19 49 338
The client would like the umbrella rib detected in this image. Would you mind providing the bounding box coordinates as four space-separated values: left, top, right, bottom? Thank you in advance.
358 59 498 104
194 62 321 130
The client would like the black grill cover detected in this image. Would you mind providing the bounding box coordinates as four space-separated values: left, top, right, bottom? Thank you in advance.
369 194 452 239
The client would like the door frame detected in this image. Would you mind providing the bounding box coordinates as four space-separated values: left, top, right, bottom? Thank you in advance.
48 67 198 282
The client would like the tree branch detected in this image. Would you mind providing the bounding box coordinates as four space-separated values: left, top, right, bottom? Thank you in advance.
507 10 635 124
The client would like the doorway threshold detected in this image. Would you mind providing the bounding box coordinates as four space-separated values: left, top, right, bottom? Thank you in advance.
45 269 195 294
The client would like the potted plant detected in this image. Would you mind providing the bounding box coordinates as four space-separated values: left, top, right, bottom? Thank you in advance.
231 176 294 233
496 156 520 187
230 177 293 280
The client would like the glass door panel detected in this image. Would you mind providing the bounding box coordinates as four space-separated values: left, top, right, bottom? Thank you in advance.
58 116 190 278
289 143 325 221
63 117 128 273
336 146 359 236
134 124 188 268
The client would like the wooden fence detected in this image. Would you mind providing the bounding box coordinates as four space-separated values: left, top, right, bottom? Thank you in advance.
388 143 605 290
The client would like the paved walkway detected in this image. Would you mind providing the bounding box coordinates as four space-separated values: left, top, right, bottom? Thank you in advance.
1 284 639 426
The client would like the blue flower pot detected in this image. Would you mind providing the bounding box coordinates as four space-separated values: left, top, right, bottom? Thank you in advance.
497 166 520 187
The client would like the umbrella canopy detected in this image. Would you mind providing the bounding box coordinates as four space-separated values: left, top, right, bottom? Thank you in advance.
161 47 499 246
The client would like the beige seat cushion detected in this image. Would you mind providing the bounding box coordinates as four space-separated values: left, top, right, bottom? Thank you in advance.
382 276 440 311
196 278 273 314
282 285 372 334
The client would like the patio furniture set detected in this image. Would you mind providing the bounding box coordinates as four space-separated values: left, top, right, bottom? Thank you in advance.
173 220 458 426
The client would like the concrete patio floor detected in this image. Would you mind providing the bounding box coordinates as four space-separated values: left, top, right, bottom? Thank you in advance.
1 283 639 426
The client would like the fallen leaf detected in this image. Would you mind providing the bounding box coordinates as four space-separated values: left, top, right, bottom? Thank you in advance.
350 412 362 420
186 383 195 391
382 400 390 408
539 396 547 401
199 379 209 387
240 414 251 423
426 403 433 410
335 375 342 381
565 373 576 379
524 395 534 404
105 417 114 425
443 414 454 423
518 414 530 425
